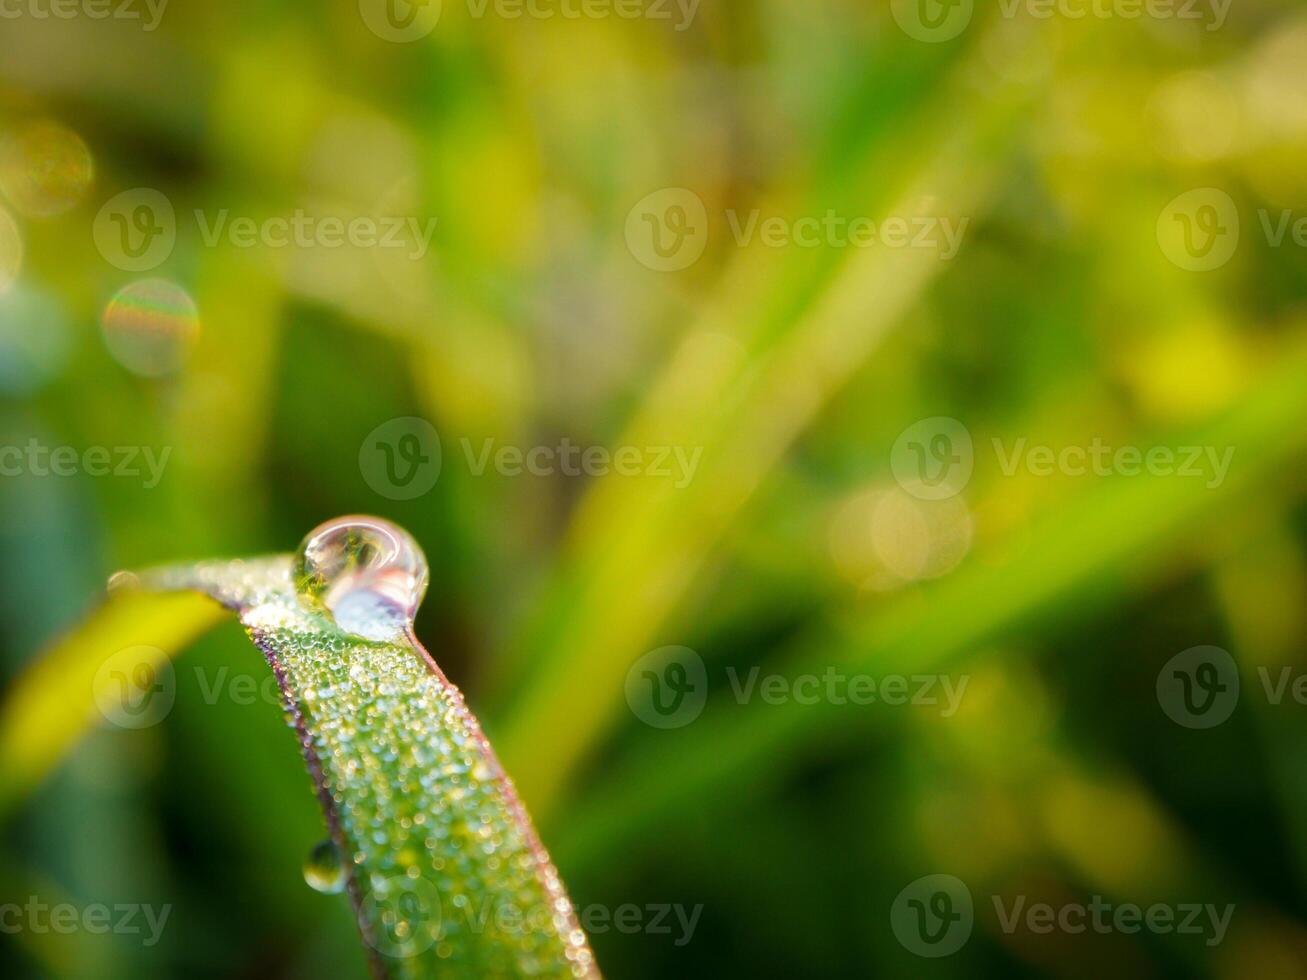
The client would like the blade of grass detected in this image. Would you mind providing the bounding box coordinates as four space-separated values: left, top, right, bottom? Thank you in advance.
554 335 1307 869
0 589 226 825
140 552 598 980
494 21 1051 817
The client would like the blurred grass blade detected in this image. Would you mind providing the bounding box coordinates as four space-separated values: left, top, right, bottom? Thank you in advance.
141 550 597 979
495 20 1052 817
0 589 225 824
558 335 1307 870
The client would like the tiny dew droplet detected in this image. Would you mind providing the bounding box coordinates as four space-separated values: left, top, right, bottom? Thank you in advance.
293 515 428 642
106 570 140 594
303 838 347 895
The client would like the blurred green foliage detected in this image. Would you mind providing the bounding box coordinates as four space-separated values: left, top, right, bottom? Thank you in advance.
3 1 1307 978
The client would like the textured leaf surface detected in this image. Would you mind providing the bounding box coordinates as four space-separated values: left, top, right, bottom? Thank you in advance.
142 557 597 980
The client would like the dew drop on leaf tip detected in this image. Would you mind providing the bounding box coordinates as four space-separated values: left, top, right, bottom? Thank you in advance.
293 515 429 642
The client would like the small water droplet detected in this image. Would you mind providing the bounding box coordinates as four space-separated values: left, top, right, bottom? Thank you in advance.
106 570 140 594
293 515 428 642
303 838 347 895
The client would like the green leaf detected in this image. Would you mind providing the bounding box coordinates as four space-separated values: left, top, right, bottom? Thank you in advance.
558 338 1307 872
0 589 226 823
136 550 599 979
0 528 599 979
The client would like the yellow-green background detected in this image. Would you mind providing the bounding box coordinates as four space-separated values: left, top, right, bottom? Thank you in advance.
2 1 1307 977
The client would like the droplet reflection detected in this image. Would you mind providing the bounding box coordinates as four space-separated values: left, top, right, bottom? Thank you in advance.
293 515 429 642
303 838 347 895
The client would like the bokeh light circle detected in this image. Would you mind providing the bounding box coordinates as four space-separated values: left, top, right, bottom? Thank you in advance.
0 120 94 218
101 278 200 377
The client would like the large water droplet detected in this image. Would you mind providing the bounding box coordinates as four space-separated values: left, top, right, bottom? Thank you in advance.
293 515 428 642
303 838 347 894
